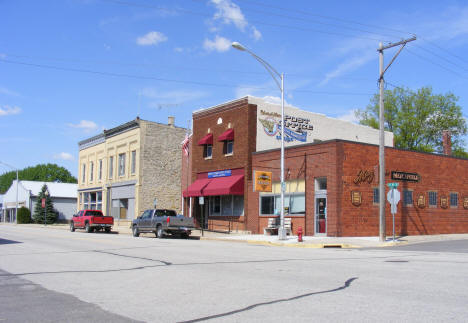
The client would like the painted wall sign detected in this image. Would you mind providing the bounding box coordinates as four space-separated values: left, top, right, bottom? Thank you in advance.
208 169 232 178
259 109 313 143
440 196 448 209
353 170 374 185
351 191 362 206
463 197 468 209
391 171 420 182
253 170 272 192
417 194 426 208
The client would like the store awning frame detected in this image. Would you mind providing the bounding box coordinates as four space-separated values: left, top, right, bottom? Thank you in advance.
218 128 234 141
197 133 213 145
183 175 244 197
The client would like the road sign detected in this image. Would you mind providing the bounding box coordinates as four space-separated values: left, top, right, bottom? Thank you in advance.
387 182 399 188
387 189 400 214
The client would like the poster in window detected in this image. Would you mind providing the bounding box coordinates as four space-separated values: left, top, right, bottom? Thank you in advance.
254 171 272 192
417 194 426 208
351 191 362 206
463 197 468 209
440 196 448 209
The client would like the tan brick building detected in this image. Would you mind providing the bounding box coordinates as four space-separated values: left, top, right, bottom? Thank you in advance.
78 117 186 224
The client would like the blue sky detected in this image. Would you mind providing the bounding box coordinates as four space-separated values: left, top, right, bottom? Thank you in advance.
1 0 467 177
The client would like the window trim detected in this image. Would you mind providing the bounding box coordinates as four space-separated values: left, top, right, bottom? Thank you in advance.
428 191 437 208
450 192 458 208
403 189 414 207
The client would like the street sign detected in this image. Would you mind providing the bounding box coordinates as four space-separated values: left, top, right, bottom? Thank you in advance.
199 197 204 205
387 182 399 188
387 189 400 214
41 198 45 208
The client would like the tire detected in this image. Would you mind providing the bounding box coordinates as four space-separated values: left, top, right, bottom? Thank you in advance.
181 232 189 239
105 227 111 233
85 222 93 233
132 226 140 237
70 222 75 232
156 225 164 239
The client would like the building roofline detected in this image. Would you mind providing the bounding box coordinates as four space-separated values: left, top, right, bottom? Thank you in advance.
253 138 468 161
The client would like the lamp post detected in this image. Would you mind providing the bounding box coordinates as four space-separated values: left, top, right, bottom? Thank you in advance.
232 42 287 240
0 161 18 224
44 188 49 226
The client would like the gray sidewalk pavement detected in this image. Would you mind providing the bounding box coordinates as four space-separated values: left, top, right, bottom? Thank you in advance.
3 222 468 248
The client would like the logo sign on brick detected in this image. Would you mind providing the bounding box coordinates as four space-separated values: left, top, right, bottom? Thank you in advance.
391 171 420 182
440 196 448 209
253 170 272 192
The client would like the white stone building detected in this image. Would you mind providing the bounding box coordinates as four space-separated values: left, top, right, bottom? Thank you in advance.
2 181 77 222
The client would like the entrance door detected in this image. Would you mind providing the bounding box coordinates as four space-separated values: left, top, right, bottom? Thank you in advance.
315 195 327 234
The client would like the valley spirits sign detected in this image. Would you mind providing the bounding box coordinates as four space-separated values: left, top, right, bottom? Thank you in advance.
391 171 420 182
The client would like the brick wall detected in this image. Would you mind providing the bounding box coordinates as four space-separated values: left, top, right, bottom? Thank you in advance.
252 140 468 236
190 98 257 231
139 120 186 214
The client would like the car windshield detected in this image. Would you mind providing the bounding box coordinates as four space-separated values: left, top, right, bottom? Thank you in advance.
86 210 104 216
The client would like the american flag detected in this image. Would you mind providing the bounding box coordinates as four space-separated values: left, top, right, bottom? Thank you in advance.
181 134 190 156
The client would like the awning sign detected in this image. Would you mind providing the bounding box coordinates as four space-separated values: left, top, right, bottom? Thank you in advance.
254 171 272 192
208 169 231 178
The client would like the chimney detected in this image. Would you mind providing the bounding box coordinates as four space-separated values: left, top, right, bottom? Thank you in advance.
168 116 175 128
442 130 452 156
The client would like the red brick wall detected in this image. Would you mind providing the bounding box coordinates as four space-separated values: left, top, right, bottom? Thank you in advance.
189 98 257 231
341 142 468 236
251 140 468 236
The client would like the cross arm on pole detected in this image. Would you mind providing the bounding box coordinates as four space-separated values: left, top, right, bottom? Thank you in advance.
378 37 417 80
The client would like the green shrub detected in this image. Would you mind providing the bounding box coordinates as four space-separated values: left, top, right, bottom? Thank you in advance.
17 207 31 224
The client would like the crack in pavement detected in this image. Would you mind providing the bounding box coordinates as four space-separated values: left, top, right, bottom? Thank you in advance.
179 277 358 322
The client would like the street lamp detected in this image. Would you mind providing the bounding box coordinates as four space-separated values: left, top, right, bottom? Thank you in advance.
44 188 49 226
0 161 18 224
232 41 287 240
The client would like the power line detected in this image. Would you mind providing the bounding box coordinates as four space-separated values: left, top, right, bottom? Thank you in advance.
233 0 416 38
420 37 468 65
0 58 375 96
100 0 392 42
413 44 468 72
405 49 468 80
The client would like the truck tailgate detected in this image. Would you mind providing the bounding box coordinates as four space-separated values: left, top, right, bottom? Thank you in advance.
93 216 114 225
168 215 194 228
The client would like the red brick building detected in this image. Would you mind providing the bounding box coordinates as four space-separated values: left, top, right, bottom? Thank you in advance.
182 96 468 236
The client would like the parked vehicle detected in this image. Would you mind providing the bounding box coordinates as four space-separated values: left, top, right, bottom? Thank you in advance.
70 210 113 233
132 209 194 238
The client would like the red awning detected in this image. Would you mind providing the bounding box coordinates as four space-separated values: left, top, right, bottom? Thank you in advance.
183 178 211 197
197 133 213 145
202 175 244 196
218 128 234 141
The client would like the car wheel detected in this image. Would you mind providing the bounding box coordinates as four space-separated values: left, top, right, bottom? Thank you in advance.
105 227 111 233
85 223 93 233
132 226 140 237
70 222 75 232
156 225 164 239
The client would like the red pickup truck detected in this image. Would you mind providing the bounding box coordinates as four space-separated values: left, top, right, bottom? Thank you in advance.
70 210 114 233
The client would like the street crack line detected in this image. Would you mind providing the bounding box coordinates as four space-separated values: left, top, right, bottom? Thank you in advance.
179 277 358 322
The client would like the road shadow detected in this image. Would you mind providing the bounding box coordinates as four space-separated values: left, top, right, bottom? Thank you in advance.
0 238 23 245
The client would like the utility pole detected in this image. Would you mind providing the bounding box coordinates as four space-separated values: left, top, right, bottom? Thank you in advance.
378 36 416 242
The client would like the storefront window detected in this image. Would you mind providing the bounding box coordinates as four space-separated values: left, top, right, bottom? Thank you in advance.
81 191 103 210
260 194 305 215
428 191 437 207
208 195 244 216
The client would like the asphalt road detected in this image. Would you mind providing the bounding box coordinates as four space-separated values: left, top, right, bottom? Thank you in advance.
1 225 467 322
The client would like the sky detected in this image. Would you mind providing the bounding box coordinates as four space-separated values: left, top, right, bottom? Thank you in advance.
1 0 467 177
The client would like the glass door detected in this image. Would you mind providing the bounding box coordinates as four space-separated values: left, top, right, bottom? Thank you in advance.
315 195 327 234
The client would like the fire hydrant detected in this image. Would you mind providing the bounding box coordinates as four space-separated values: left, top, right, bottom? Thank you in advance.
297 227 303 242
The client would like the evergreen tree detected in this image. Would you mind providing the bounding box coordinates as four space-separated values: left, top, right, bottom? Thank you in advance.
33 184 58 224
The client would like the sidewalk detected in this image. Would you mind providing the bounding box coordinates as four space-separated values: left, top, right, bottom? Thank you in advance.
3 223 468 248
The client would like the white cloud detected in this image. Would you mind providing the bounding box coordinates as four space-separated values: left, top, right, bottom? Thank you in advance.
211 0 247 31
0 105 21 116
67 120 99 133
251 26 262 41
0 86 20 97
136 31 168 46
54 152 74 161
336 109 359 123
203 35 232 52
320 52 375 85
209 0 261 40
